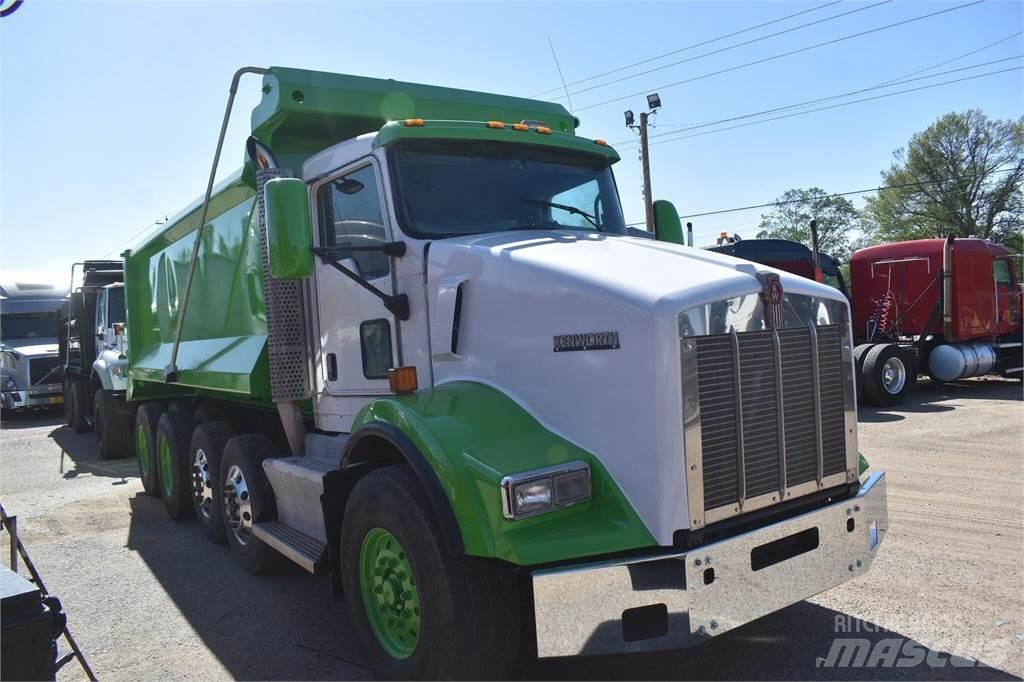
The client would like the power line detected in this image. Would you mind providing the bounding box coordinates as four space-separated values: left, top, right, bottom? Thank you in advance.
624 29 1024 143
623 167 1019 225
613 55 1022 148
640 65 1022 148
101 217 167 259
576 0 986 112
559 0 893 101
874 29 1022 86
530 0 844 98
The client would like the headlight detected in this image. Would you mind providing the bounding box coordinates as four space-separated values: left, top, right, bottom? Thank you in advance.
109 363 126 378
2 376 17 391
500 461 591 520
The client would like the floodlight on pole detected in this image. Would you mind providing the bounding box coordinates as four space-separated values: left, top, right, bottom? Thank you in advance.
624 110 635 127
647 92 661 111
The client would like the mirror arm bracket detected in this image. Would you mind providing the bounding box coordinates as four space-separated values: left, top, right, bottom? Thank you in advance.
312 249 410 320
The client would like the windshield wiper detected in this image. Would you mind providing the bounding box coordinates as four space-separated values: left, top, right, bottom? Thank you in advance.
520 198 603 231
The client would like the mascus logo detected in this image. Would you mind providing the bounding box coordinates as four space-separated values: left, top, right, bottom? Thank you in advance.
0 0 23 17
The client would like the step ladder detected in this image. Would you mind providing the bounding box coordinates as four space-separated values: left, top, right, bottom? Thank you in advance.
0 504 97 680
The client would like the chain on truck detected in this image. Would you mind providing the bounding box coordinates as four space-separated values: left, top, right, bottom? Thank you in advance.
112 67 888 679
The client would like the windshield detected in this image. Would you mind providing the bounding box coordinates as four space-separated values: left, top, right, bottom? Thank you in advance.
1 312 59 340
107 287 126 325
391 140 626 237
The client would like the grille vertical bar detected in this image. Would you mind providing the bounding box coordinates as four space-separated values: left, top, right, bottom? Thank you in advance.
694 334 740 511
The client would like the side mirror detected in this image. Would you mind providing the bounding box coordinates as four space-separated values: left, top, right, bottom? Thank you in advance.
264 178 314 279
653 200 684 245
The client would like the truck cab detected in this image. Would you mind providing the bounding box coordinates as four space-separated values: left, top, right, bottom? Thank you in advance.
0 276 66 412
60 261 132 458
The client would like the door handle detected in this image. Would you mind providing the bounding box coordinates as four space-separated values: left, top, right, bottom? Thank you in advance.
327 353 338 381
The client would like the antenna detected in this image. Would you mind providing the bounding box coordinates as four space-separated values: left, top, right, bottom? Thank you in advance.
547 37 574 114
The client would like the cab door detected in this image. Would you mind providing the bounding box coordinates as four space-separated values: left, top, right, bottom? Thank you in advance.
311 159 398 395
994 257 1021 335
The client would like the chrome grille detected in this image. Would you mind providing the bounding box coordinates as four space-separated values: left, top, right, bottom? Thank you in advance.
690 324 848 517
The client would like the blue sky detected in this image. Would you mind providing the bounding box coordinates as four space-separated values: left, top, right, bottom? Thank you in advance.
1 0 1021 277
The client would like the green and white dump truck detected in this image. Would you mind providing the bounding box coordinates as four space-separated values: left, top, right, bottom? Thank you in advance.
122 66 887 678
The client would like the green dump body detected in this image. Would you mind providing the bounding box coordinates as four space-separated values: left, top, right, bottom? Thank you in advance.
124 66 576 403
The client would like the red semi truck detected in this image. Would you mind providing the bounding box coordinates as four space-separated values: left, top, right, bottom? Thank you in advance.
709 235 1023 405
850 236 1022 405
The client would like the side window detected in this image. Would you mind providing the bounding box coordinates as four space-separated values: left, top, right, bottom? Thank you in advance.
994 259 1013 289
95 290 106 332
359 319 393 379
317 164 390 280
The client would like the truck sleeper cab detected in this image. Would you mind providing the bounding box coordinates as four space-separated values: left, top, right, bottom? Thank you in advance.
122 67 887 679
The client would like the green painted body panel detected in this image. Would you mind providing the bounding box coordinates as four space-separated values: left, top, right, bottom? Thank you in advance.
264 178 314 280
372 120 620 163
125 175 270 403
251 67 577 172
352 382 655 566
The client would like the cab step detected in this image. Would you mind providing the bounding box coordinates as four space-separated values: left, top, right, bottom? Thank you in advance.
252 521 326 573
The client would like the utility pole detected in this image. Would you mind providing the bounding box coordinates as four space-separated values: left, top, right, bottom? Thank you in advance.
625 92 661 235
639 112 654 233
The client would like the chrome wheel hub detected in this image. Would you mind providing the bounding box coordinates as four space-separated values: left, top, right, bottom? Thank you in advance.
223 464 252 544
881 357 907 394
191 448 214 519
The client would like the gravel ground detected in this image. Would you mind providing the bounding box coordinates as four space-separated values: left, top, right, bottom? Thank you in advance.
0 376 1020 681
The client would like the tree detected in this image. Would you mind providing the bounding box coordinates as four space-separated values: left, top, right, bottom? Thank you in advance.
862 110 1024 245
756 187 859 260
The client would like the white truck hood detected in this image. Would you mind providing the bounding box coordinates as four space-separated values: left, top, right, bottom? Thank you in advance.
425 230 846 545
2 339 59 357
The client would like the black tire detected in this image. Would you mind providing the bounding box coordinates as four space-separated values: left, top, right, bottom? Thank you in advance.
862 343 911 407
135 403 163 497
66 379 91 433
189 421 234 544
853 344 873 404
341 465 520 680
220 434 280 573
899 346 919 388
94 389 133 460
156 410 195 521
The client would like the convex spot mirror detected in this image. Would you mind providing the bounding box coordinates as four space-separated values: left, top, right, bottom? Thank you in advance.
264 177 314 280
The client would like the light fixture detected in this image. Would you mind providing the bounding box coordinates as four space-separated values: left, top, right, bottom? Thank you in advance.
624 109 635 126
647 93 661 110
500 461 591 519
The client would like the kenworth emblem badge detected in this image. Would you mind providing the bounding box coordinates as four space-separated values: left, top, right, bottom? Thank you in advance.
757 271 784 328
553 331 620 352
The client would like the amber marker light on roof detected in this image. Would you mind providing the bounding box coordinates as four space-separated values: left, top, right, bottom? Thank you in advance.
536 126 552 135
487 121 505 129
512 123 529 131
404 118 425 127
388 366 419 394
594 138 608 146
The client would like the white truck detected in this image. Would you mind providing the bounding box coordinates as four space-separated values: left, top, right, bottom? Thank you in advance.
121 67 887 679
59 261 133 458
1 276 66 413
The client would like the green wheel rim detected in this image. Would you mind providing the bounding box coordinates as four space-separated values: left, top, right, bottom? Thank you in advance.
137 426 150 479
359 528 421 660
157 434 174 498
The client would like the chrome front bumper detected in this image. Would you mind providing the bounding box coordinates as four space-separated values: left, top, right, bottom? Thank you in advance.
531 471 887 658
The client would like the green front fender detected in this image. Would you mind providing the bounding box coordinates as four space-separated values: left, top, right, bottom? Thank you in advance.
351 381 655 566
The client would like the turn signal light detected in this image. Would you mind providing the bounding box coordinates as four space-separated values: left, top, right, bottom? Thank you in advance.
487 121 505 129
404 118 425 127
512 123 529 131
388 366 418 394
